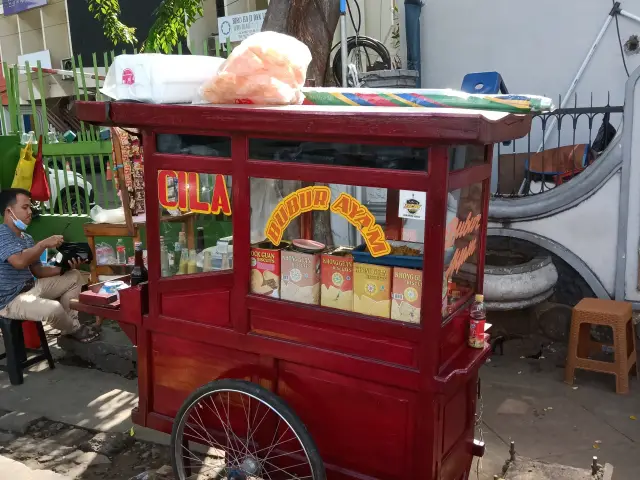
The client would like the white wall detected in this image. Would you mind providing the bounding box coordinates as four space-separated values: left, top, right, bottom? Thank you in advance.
422 0 640 104
188 0 219 54
625 74 640 301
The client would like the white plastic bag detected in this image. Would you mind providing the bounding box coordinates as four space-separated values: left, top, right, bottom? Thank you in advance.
95 243 116 265
199 31 312 105
250 178 286 244
90 205 126 224
101 54 226 104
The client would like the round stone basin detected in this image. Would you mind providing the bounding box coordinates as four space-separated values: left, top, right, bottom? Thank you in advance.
481 249 558 311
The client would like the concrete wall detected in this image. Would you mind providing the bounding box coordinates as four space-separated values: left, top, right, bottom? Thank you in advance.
624 69 640 301
420 0 640 153
0 0 71 71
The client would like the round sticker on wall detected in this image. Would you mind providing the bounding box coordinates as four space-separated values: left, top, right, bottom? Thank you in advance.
122 68 135 86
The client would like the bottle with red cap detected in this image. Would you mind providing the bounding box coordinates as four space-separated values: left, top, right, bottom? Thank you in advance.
469 294 486 348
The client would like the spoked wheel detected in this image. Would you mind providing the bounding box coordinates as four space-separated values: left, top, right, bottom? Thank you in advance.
171 379 326 480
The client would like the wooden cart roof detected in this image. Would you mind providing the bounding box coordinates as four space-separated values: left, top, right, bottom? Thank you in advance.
76 101 533 145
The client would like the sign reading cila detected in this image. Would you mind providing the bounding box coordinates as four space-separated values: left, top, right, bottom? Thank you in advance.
265 187 391 257
158 171 232 216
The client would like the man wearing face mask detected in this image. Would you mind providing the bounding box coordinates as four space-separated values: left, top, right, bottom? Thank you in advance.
0 188 99 343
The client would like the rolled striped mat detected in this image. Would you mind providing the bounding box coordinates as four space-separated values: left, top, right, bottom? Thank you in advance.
302 88 554 113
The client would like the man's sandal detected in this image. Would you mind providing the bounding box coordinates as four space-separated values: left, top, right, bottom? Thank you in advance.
66 325 100 344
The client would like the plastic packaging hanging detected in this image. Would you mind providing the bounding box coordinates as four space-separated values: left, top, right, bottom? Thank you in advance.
199 31 312 105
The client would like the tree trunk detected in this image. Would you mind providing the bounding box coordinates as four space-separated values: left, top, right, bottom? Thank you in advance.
262 0 341 246
262 0 341 86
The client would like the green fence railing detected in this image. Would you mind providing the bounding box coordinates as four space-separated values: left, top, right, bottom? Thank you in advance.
2 37 233 218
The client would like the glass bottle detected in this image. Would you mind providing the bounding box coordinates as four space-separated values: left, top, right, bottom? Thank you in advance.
131 242 148 286
187 249 198 274
160 236 171 277
196 227 205 254
178 247 189 275
116 238 127 264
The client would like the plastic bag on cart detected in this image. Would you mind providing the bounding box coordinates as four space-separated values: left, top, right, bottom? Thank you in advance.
198 31 312 105
95 243 116 265
101 54 225 104
250 177 287 244
90 205 126 224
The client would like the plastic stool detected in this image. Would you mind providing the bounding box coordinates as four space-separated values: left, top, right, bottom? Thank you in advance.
0 318 55 385
460 71 509 95
564 298 638 394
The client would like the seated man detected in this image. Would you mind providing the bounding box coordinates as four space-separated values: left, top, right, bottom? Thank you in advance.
0 189 98 343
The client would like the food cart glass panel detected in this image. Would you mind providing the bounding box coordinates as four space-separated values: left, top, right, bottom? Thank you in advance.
443 180 483 318
448 145 486 172
156 134 232 157
157 169 233 277
248 176 427 324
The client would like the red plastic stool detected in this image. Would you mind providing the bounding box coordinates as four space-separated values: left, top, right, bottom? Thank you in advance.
22 321 41 349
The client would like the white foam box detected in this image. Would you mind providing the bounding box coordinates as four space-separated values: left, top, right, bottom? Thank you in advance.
101 54 225 104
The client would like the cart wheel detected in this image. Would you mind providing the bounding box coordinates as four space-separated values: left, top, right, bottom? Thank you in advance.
171 379 326 480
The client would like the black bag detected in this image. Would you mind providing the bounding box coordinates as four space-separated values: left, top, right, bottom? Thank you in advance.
54 242 93 273
591 113 617 154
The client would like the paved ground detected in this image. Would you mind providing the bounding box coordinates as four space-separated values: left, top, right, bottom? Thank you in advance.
474 338 639 480
0 334 638 479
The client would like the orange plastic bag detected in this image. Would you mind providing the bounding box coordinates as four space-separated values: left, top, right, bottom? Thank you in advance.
200 31 312 105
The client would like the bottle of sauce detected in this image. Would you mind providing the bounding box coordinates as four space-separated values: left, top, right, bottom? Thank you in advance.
131 242 149 286
116 238 127 264
469 294 486 348
187 249 198 274
178 248 189 275
196 227 205 254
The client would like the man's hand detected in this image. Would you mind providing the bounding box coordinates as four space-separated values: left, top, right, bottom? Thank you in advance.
38 235 64 249
67 257 86 270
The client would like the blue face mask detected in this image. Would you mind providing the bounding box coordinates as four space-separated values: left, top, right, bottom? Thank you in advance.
9 209 28 231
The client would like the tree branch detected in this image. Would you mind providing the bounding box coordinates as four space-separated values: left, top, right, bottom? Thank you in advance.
87 0 137 46
142 0 204 53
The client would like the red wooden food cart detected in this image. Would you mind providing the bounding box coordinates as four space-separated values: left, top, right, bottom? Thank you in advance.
73 101 531 480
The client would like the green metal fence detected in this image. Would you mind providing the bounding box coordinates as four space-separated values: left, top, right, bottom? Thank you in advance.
2 38 233 218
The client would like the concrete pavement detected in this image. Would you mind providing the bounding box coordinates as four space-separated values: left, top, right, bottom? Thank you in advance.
1 335 639 479
0 455 71 479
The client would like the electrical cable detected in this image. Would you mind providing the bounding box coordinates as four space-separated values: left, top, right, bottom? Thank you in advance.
332 36 392 85
613 0 631 77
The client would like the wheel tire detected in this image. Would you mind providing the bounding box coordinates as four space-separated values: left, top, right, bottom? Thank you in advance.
59 190 88 215
170 379 326 480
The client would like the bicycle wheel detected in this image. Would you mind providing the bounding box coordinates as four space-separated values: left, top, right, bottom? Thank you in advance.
171 379 326 480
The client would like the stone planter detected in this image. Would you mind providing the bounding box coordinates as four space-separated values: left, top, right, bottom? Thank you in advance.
461 250 558 311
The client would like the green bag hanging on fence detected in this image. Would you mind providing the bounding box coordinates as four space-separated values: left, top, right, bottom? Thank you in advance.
11 140 36 191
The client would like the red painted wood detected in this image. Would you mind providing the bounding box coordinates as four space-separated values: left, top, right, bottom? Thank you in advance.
161 288 231 327
248 294 421 341
153 153 232 175
231 135 250 334
250 312 417 367
279 361 417 479
75 101 532 144
448 162 491 191
385 189 402 240
72 103 530 480
249 159 429 191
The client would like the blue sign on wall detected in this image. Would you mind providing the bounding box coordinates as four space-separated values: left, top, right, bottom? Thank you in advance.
3 0 47 16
